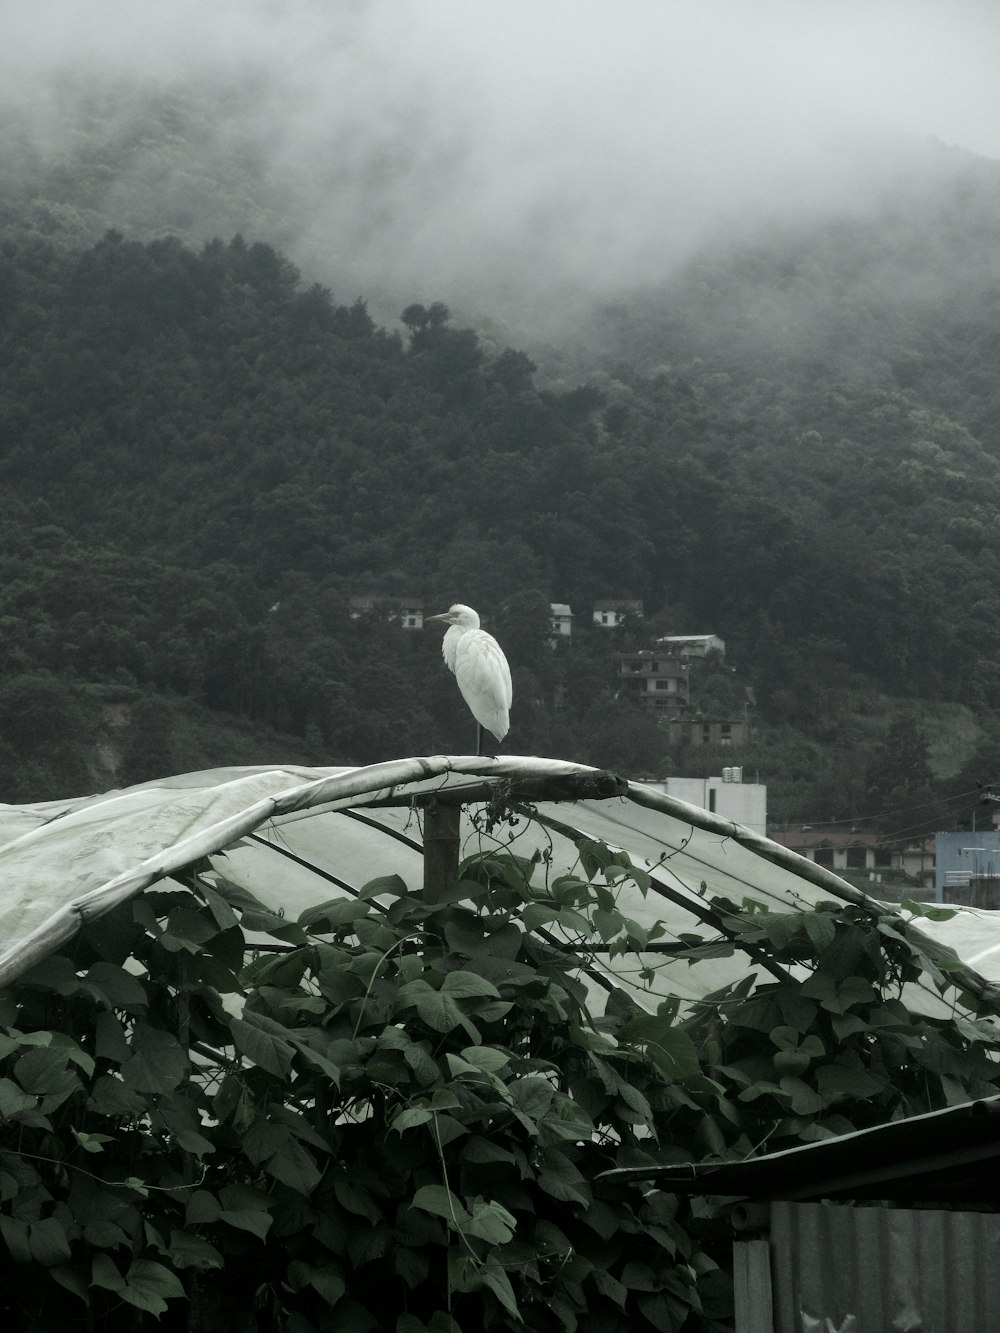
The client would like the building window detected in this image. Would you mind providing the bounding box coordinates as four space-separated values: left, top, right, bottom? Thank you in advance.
874 847 892 868
814 847 834 867
846 845 867 870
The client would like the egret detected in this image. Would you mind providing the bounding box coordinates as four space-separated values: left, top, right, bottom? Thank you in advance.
426 604 512 755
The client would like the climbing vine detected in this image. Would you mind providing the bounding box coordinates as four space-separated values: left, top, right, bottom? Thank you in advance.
0 830 995 1331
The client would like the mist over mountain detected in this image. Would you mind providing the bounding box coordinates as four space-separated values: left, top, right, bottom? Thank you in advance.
3 2 1000 835
5 2 1000 341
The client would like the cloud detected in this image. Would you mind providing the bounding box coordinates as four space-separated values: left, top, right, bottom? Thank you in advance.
5 1 1000 322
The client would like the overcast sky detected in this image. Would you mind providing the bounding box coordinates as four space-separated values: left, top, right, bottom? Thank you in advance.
6 1 1000 317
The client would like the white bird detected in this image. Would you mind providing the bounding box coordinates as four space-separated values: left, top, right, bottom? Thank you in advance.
425 604 512 754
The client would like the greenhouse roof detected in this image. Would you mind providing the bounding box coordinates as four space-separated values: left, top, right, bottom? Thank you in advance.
1 754 999 1016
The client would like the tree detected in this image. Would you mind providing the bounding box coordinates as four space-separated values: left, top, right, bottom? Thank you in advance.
864 712 942 836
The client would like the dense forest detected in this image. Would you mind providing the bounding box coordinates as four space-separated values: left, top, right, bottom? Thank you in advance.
4 82 1000 840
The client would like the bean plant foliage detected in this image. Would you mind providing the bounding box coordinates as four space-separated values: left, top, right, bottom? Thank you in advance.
0 821 997 1332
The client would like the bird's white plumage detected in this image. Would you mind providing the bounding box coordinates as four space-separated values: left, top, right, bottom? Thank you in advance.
427 604 512 742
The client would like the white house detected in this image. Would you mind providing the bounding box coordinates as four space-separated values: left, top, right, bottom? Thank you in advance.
549 604 573 638
593 599 643 628
642 770 767 836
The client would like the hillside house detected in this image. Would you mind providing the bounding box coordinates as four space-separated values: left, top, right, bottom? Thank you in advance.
349 595 424 628
593 599 643 628
549 604 573 639
618 651 688 709
769 829 935 890
666 717 748 747
657 633 725 658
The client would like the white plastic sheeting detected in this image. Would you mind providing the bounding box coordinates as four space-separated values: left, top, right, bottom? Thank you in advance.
0 755 998 1016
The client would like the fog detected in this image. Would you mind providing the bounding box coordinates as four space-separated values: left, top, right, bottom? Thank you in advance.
5 1 1000 329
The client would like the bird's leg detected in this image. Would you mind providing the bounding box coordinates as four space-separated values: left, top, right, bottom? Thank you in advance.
476 722 484 757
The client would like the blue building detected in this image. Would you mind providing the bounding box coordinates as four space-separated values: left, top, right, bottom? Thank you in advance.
934 831 1000 904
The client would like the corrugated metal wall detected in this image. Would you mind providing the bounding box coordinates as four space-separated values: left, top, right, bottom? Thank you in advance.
736 1201 1000 1333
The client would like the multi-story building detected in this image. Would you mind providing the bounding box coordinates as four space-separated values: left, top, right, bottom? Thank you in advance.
666 717 749 746
618 651 688 710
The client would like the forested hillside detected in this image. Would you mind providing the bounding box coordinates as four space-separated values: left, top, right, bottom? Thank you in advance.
4 95 1000 834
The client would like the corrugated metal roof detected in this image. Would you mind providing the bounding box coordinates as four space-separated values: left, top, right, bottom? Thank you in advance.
597 1096 1000 1203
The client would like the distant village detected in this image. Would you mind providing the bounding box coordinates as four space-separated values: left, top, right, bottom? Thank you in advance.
348 594 1000 910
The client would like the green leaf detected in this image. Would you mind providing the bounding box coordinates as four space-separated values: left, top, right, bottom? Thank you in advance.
14 1047 81 1103
392 1107 434 1134
815 1064 887 1102
119 1259 185 1316
121 1025 188 1094
218 1184 273 1238
185 1190 221 1225
482 1253 520 1320
520 903 561 932
801 913 837 951
18 955 81 996
820 977 878 1015
299 898 372 932
91 1253 126 1292
94 1011 130 1063
439 970 501 1000
0 1076 38 1119
50 1265 89 1304
83 961 148 1010
459 1045 510 1073
620 1014 701 1081
591 1268 627 1307
358 875 409 900
397 982 465 1034
537 1151 591 1206
242 1117 289 1165
758 912 808 950
195 879 240 930
265 1137 322 1196
308 1266 347 1307
616 1080 654 1123
411 1183 470 1226
168 1229 224 1271
465 1199 517 1244
622 1260 658 1291
219 1205 272 1239
71 1129 114 1154
778 1076 826 1114
510 1076 555 1120
902 898 957 922
592 908 623 941
333 1179 384 1224
230 1013 295 1078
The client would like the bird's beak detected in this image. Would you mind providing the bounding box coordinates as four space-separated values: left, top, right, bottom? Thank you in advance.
425 613 452 623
